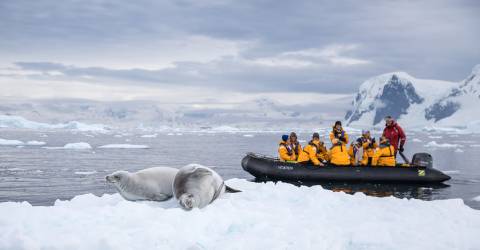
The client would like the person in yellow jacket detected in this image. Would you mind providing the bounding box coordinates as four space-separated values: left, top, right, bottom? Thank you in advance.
278 135 296 162
360 130 377 165
289 132 302 161
297 133 325 166
329 121 351 166
372 136 396 167
348 138 364 166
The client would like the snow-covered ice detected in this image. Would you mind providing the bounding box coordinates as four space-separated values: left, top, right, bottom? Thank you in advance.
25 140 46 146
98 144 150 149
0 138 24 146
0 115 110 132
0 179 479 250
140 134 157 138
473 195 480 202
424 141 462 148
43 142 92 150
74 171 97 175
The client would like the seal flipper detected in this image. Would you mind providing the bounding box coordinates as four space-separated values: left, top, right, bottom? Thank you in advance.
225 185 241 193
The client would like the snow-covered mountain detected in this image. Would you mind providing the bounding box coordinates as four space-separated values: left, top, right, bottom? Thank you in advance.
345 65 479 130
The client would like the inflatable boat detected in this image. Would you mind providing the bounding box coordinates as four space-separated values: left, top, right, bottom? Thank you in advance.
241 152 451 183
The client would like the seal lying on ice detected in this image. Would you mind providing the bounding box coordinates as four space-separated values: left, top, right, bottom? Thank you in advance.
106 167 178 201
173 165 240 210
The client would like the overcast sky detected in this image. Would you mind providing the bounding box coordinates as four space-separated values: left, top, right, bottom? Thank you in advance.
0 0 478 103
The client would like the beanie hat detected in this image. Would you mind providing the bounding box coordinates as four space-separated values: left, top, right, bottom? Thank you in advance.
334 121 342 126
281 134 289 141
312 132 320 139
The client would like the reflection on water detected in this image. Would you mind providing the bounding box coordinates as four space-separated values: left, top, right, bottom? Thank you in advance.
256 179 451 201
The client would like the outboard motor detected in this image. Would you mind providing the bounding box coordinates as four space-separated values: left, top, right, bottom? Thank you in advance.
411 153 433 168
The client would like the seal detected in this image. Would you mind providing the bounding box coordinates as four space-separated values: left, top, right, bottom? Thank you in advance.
173 164 240 210
106 167 178 201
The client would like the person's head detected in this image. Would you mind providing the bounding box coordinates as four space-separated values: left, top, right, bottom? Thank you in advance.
289 132 297 142
334 121 342 131
312 132 320 141
281 134 289 142
384 116 394 126
362 130 370 138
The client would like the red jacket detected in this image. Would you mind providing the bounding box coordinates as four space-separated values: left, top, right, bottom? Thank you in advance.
383 121 406 151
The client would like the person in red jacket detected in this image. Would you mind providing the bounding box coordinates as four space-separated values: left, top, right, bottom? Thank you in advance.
382 116 406 156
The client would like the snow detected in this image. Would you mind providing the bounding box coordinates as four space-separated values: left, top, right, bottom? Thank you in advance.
0 115 109 132
424 141 462 148
98 144 150 149
43 142 92 150
0 138 24 146
346 65 480 133
0 179 479 250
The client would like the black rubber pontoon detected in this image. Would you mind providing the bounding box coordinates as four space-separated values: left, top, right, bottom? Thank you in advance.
241 153 451 183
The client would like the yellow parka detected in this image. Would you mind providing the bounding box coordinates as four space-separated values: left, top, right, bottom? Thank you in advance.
290 141 303 161
278 141 296 162
329 140 351 165
329 129 349 145
361 138 377 165
297 140 324 166
329 128 350 166
372 144 396 167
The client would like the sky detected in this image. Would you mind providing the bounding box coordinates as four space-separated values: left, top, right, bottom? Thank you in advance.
0 0 479 105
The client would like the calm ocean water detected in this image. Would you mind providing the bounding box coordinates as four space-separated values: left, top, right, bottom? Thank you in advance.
1 129 479 209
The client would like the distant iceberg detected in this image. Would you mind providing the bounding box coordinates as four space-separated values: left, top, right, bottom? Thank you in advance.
43 142 92 150
0 115 110 132
98 144 149 149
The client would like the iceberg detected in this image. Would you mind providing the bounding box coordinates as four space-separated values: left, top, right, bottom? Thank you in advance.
0 115 109 132
98 144 150 149
0 179 478 250
43 142 92 150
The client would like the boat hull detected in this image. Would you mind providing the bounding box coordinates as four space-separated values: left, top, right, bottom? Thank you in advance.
241 153 451 183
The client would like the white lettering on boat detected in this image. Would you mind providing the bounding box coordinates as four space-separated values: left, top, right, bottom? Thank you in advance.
278 165 294 170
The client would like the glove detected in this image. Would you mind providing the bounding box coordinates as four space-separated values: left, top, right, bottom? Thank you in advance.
339 136 346 142
399 146 404 152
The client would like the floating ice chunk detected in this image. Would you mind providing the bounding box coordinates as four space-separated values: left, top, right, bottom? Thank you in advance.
26 140 46 146
473 195 480 202
424 141 462 148
98 144 150 149
454 148 464 153
243 134 255 137
140 134 158 138
43 142 92 150
0 138 24 146
74 171 97 175
412 138 422 142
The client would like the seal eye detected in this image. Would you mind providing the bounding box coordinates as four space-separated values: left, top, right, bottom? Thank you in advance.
114 175 120 180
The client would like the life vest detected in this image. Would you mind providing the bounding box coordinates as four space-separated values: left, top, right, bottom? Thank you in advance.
279 142 293 156
292 141 300 155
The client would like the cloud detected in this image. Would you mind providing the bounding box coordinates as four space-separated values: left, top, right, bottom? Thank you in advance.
0 0 479 98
